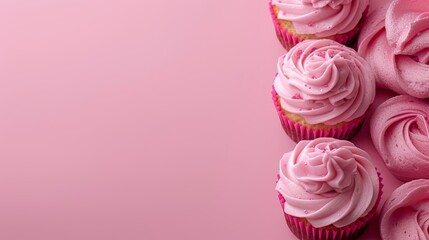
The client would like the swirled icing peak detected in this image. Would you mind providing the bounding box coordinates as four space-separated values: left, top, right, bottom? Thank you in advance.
358 0 429 98
370 95 429 181
380 179 429 240
276 138 380 228
273 39 375 125
272 0 368 37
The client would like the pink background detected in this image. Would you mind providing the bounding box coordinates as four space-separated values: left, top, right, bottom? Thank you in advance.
1 1 402 239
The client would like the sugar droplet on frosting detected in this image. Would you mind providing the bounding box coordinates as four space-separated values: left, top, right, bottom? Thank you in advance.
304 210 309 214
292 93 302 99
308 22 314 27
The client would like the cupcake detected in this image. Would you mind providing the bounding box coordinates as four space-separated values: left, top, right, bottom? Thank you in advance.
269 0 369 50
358 0 429 98
276 138 382 240
380 179 429 240
272 39 375 142
370 95 429 181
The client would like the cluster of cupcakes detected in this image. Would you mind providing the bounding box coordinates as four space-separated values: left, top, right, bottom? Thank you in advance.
269 0 429 239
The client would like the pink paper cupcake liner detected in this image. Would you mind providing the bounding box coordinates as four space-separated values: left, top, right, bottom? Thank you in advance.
277 172 383 240
268 2 363 50
271 87 365 142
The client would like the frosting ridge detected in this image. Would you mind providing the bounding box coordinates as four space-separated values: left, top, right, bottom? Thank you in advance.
276 138 379 228
358 0 429 98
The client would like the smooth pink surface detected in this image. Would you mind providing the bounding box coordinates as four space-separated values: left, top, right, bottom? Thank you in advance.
0 1 401 240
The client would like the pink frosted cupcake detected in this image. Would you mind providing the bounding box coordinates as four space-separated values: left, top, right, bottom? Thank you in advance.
370 95 429 181
269 0 368 50
272 39 375 142
276 138 382 240
380 179 429 240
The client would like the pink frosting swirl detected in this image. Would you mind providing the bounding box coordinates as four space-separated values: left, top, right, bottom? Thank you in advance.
276 138 380 228
358 0 429 98
273 39 375 125
380 179 429 240
272 0 368 37
370 95 429 181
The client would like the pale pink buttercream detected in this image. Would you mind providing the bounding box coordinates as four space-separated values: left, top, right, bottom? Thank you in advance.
380 179 429 240
370 95 429 181
358 0 429 98
272 0 368 37
273 39 375 125
276 138 380 228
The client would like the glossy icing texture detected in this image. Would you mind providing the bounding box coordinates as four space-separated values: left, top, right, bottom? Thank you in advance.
370 95 429 181
380 179 429 240
358 0 429 98
273 39 375 125
276 138 379 228
272 0 368 37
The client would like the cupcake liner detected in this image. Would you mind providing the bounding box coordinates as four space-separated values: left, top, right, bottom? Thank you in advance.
269 2 300 50
277 172 383 240
272 87 365 142
268 2 363 50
